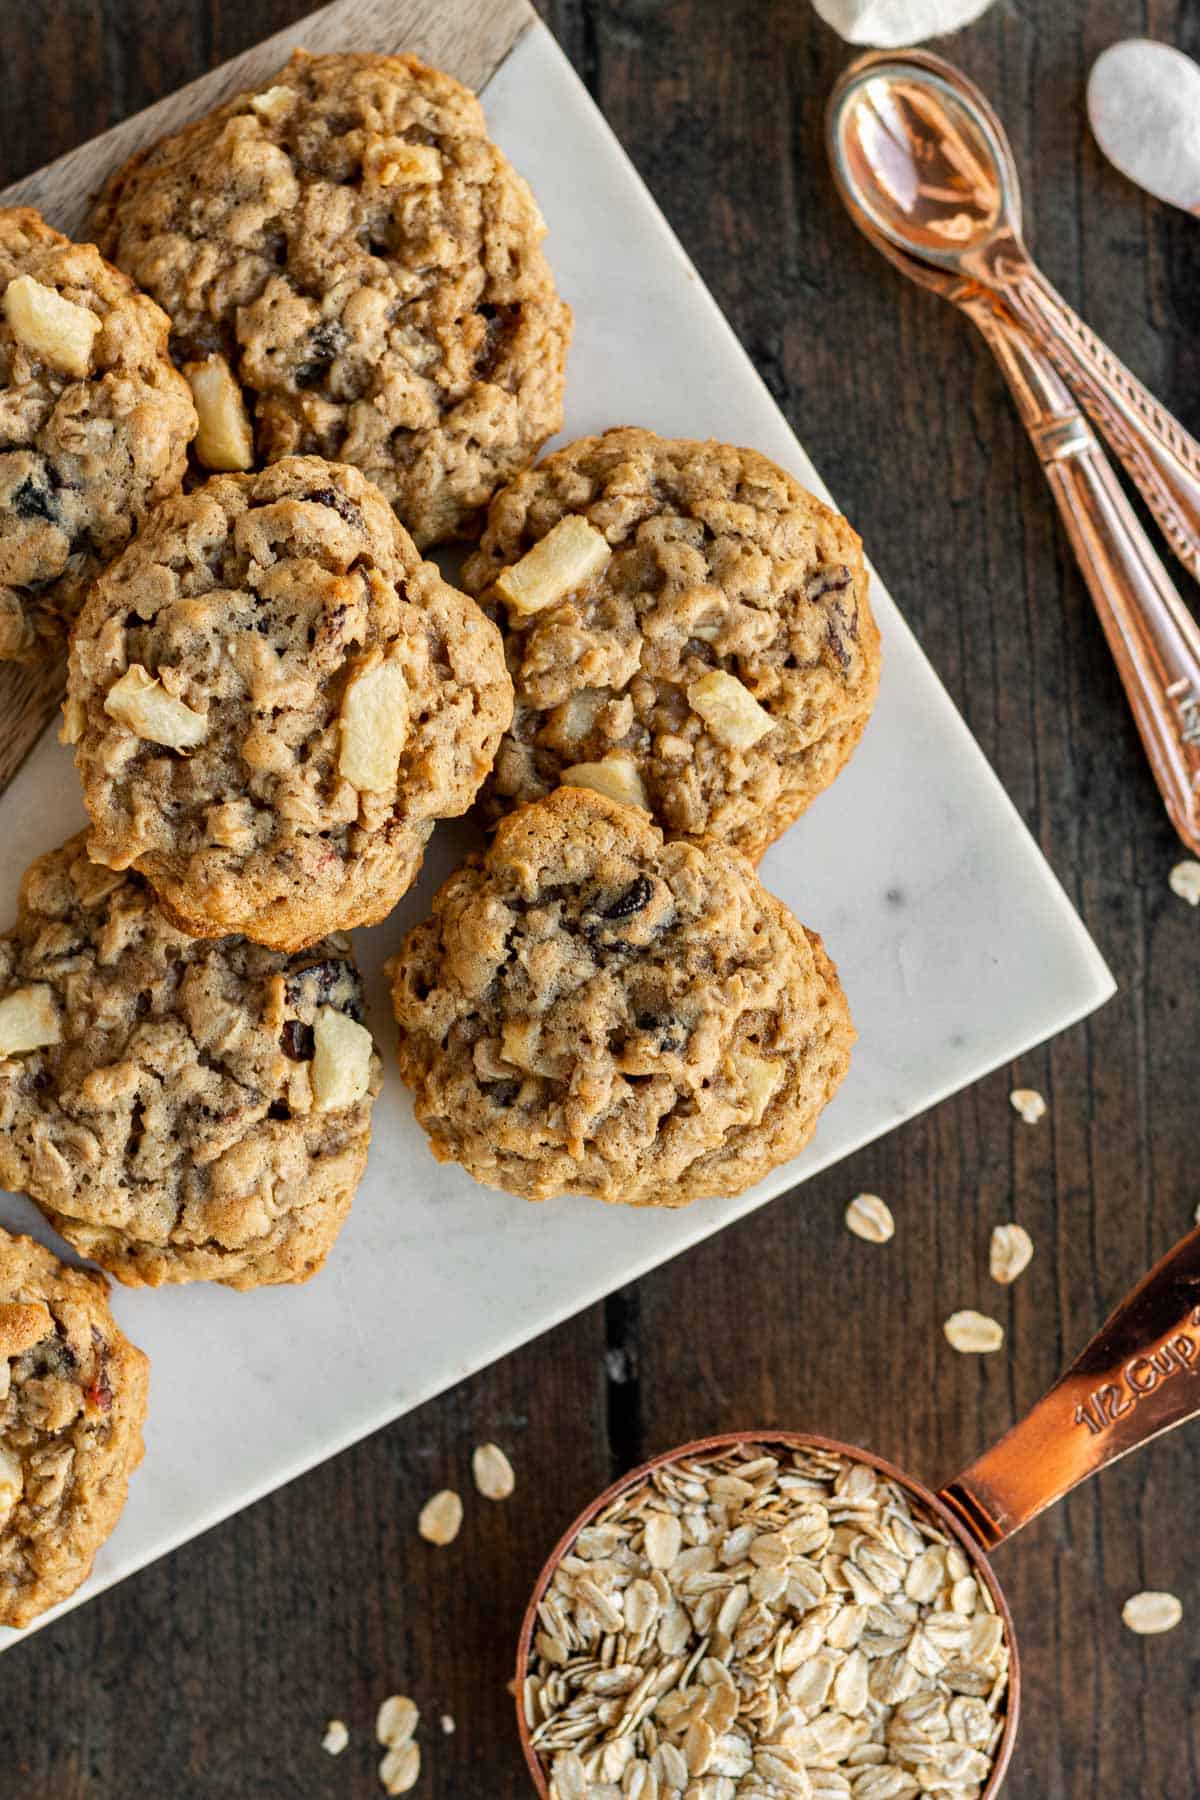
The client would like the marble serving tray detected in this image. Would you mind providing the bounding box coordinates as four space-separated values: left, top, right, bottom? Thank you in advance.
0 1 1114 1650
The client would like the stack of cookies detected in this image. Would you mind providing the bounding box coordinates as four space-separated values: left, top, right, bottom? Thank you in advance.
0 48 879 1623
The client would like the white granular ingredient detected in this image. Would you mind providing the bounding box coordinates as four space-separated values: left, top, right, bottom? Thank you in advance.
1009 1087 1046 1124
944 1310 1005 1354
1168 860 1200 906
1122 1590 1183 1635
473 1441 516 1500
418 1488 463 1546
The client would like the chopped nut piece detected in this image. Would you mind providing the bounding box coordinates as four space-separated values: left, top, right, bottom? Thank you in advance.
731 1050 784 1124
989 1222 1034 1286
339 656 410 792
59 697 86 746
0 1446 23 1525
376 1695 419 1748
1168 859 1200 906
250 85 295 124
943 1310 1005 1354
310 1007 374 1111
0 984 60 1056
379 1742 421 1795
321 1719 349 1756
1009 1087 1046 1125
366 139 443 186
103 664 207 751
560 753 648 813
184 354 255 471
845 1193 895 1244
418 1488 463 1546
495 515 611 617
1122 1590 1182 1635
687 671 775 749
472 1441 516 1501
3 274 99 377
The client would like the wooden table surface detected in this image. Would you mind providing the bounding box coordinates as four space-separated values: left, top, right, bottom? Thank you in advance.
2 1 1198 1795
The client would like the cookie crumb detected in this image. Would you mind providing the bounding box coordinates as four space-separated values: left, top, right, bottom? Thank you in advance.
321 1719 349 1756
376 1695 419 1749
379 1742 421 1795
1122 1590 1182 1634
944 1310 1005 1354
472 1442 516 1500
418 1489 463 1546
1009 1087 1046 1124
844 1192 894 1243
990 1223 1034 1286
1168 860 1200 906
440 1714 456 1735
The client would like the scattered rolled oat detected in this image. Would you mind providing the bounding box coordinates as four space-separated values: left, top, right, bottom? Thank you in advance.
418 1489 464 1547
321 1718 349 1756
1122 1590 1183 1635
525 1441 1011 1800
944 1310 1005 1354
377 1695 419 1749
473 1441 516 1501
1168 860 1200 906
844 1193 895 1244
440 1714 456 1735
1009 1088 1046 1124
380 1742 421 1795
989 1223 1034 1286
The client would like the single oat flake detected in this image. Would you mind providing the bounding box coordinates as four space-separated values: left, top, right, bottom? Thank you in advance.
473 1441 516 1501
379 1741 421 1795
945 1310 1005 1353
1122 1590 1183 1635
1168 860 1200 906
845 1192 895 1243
440 1714 456 1735
990 1223 1034 1286
418 1489 463 1546
377 1695 419 1749
1009 1087 1046 1124
321 1719 349 1756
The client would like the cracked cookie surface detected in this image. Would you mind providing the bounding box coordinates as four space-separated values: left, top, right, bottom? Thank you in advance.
66 456 512 950
387 786 854 1205
0 834 382 1289
92 50 571 547
0 207 195 661
0 1227 148 1626
463 429 881 859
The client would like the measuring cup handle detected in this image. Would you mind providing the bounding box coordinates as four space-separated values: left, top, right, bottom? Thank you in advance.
939 1225 1200 1551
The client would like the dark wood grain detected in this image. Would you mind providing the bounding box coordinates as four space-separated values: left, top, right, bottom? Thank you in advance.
2 1 1199 1796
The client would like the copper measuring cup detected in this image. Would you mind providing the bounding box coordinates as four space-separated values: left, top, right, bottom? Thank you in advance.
516 1224 1200 1795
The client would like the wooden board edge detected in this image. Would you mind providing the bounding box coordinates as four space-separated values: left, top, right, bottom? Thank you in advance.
0 0 538 798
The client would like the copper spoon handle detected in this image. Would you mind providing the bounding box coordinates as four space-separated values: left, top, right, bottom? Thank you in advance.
940 1223 1200 1551
989 252 1200 589
954 290 1200 856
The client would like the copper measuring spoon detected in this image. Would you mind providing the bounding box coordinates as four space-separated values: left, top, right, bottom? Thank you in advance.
516 1223 1200 1796
826 49 1200 859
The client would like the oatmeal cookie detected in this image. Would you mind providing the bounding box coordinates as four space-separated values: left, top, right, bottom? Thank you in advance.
462 429 881 859
0 834 381 1289
0 208 196 661
0 1227 148 1627
66 456 512 950
387 786 854 1205
92 50 571 547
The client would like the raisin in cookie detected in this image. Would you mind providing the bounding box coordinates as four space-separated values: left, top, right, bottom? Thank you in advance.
0 208 196 661
0 834 381 1289
92 50 571 548
462 429 881 859
387 786 854 1205
0 1227 148 1627
66 456 512 950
